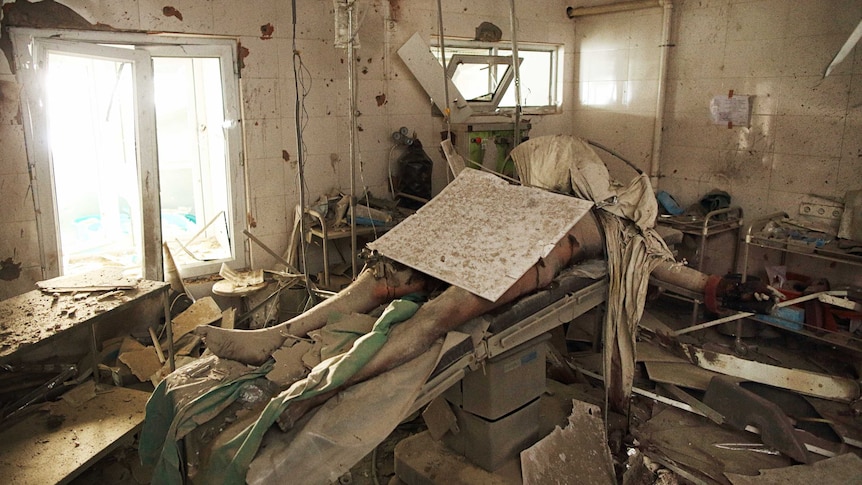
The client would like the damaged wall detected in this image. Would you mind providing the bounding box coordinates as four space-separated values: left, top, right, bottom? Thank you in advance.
3 0 859 298
0 0 576 300
573 0 862 218
572 0 862 284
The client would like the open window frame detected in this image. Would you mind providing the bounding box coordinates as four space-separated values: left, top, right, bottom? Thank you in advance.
10 28 248 281
431 38 563 116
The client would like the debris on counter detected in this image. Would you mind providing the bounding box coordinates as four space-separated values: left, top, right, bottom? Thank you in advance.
35 268 139 293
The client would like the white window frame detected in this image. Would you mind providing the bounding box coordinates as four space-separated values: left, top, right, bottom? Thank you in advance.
431 38 563 115
10 28 247 280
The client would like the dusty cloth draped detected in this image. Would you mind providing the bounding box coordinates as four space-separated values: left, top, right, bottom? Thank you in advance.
510 135 674 412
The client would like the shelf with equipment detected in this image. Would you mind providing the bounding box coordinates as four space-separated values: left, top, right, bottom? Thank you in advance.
740 212 862 274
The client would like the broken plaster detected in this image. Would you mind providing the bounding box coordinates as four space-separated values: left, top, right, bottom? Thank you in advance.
260 23 274 40
0 256 21 281
162 6 183 21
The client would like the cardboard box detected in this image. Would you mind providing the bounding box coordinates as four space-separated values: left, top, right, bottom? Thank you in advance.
443 397 541 472
444 333 549 420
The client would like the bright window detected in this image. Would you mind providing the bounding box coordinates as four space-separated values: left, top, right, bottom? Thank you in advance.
12 29 246 280
431 40 562 114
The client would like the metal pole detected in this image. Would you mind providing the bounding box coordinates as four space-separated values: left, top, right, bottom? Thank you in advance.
436 0 451 135
347 3 358 280
509 0 522 145
650 0 673 189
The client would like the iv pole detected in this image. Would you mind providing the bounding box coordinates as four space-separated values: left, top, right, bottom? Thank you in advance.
509 0 522 145
346 1 359 280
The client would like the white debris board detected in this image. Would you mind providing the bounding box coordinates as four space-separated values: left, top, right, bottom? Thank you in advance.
368 169 593 302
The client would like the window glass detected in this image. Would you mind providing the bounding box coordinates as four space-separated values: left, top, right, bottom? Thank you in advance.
13 30 246 280
431 40 561 114
154 57 232 267
46 52 142 274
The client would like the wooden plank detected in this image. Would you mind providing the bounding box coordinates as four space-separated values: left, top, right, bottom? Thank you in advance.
636 339 687 363
0 386 150 485
645 361 721 391
681 344 860 402
171 296 222 343
368 170 593 302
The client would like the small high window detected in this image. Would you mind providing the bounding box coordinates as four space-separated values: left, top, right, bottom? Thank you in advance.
431 39 562 115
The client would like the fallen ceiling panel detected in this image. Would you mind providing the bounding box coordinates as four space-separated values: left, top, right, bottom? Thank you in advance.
368 170 594 302
521 400 615 485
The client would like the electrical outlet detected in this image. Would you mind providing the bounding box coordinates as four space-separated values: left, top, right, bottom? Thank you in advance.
799 202 843 220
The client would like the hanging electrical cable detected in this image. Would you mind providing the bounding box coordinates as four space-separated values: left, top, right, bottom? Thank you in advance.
346 1 360 280
292 0 314 299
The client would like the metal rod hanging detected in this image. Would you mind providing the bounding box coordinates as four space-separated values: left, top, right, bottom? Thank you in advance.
347 2 359 280
509 0 522 145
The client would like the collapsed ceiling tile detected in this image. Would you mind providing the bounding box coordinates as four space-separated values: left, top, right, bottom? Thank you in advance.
368 169 593 301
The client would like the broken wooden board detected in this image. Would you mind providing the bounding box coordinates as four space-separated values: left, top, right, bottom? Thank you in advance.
726 452 862 484
638 310 677 336
681 344 860 402
118 346 163 382
645 361 725 391
521 400 615 485
0 386 150 485
368 169 594 302
422 396 459 441
636 339 687 363
171 296 222 343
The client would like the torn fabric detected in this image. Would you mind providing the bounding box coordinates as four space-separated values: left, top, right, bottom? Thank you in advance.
200 298 422 484
510 135 673 412
247 341 442 484
140 356 275 485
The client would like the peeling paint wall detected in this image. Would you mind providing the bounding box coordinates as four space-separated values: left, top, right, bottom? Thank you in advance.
573 0 862 285
0 0 576 299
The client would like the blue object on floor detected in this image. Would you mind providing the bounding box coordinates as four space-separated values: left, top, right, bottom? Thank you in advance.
656 190 685 215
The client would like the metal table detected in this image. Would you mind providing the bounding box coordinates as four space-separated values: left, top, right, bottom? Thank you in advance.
0 276 173 484
656 206 744 324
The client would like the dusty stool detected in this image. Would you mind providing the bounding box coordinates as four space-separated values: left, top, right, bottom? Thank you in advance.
212 268 268 328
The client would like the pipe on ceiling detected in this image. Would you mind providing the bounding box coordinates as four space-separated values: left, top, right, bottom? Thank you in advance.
566 0 661 18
